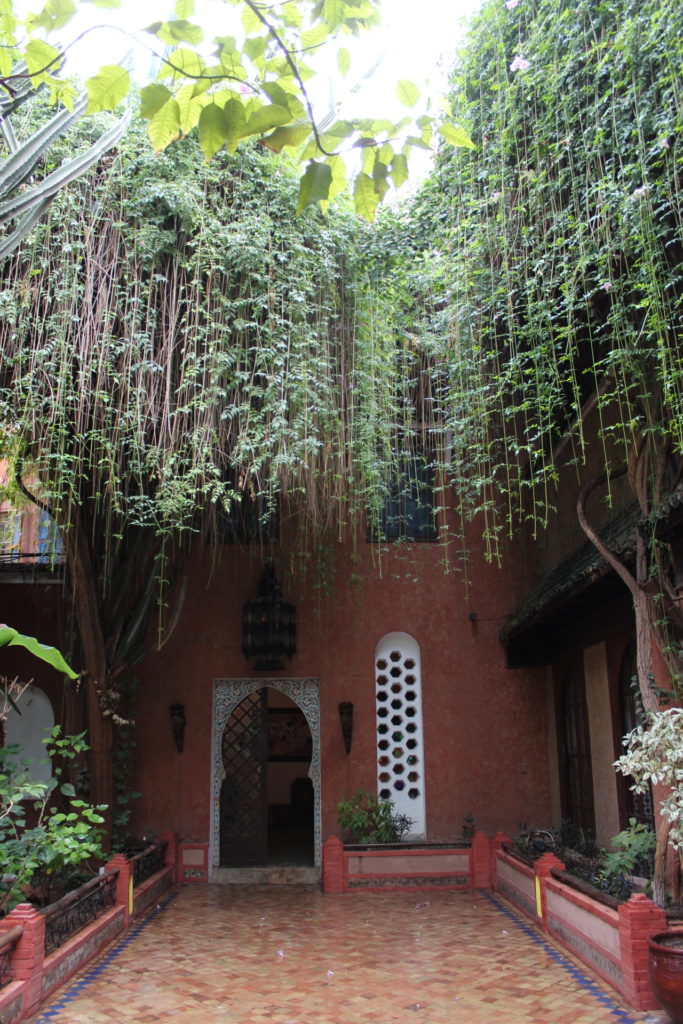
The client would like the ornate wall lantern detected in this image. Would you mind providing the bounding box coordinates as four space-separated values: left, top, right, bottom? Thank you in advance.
242 563 296 671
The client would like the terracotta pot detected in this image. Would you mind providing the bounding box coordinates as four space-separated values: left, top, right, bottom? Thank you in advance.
649 930 683 1023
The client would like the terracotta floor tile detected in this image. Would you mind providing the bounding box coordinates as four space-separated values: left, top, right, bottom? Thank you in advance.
27 885 668 1024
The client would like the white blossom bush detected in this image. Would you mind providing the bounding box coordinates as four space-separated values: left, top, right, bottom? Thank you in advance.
615 709 683 848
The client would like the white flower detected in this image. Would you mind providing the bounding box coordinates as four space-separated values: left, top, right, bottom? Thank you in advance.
509 55 531 72
505 0 520 8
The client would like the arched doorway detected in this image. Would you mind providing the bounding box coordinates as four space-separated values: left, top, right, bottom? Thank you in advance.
211 678 320 873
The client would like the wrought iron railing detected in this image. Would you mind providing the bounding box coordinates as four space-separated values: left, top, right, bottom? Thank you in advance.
0 925 23 988
42 871 118 956
130 842 168 888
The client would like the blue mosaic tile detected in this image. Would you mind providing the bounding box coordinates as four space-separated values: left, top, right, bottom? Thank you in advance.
31 889 180 1023
484 892 641 1024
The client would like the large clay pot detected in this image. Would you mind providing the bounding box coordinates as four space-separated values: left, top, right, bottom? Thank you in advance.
649 930 683 1023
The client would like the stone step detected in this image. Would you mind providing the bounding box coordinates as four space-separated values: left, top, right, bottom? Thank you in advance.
210 865 320 885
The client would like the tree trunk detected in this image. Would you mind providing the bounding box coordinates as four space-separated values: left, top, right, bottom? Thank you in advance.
577 473 672 905
67 518 113 846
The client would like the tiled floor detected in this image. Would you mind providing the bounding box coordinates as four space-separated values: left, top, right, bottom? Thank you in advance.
29 885 670 1024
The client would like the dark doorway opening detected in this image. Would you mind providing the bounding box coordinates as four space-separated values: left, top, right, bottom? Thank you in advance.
220 687 313 867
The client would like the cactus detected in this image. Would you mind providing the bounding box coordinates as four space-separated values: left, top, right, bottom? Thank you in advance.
0 71 129 260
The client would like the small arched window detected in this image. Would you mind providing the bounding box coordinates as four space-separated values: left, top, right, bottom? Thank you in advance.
375 632 425 837
4 685 55 784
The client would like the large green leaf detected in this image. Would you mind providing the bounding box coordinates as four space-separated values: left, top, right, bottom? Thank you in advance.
390 152 409 188
163 47 206 80
0 625 78 679
260 123 310 153
85 65 130 113
353 171 379 221
198 102 229 160
396 79 420 109
24 38 62 76
139 83 172 120
223 98 247 153
296 160 332 214
438 122 476 149
146 19 204 45
28 0 76 32
147 98 181 150
244 104 292 137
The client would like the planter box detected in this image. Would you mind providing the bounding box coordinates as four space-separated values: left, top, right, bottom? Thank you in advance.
493 842 667 1011
323 835 487 893
545 875 623 992
495 849 537 919
132 866 174 920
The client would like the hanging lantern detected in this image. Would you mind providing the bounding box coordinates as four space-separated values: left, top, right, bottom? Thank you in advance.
242 563 296 671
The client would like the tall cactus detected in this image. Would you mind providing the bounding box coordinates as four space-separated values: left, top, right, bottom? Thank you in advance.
0 72 129 261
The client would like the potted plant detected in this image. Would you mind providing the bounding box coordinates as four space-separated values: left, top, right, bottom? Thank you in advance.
337 790 413 845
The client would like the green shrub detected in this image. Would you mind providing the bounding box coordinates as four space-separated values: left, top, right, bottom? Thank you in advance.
337 790 412 844
0 728 105 914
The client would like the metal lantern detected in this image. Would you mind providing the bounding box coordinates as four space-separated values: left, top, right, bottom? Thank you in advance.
242 563 296 671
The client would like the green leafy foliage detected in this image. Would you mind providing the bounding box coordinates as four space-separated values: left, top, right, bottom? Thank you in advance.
0 624 77 679
337 790 413 843
604 819 656 878
0 0 475 220
0 728 105 913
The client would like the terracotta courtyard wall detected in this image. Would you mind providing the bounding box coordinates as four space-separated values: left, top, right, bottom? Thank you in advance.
129 520 552 850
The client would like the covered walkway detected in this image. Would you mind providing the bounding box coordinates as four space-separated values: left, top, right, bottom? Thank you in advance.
29 885 664 1024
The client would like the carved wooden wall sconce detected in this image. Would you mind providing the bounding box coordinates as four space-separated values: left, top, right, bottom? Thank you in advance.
338 701 353 754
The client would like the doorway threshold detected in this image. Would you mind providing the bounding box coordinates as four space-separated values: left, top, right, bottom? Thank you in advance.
211 865 320 885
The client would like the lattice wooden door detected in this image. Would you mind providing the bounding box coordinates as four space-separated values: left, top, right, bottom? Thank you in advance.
219 688 268 866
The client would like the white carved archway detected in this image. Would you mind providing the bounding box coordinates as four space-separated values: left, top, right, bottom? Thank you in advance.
211 678 321 872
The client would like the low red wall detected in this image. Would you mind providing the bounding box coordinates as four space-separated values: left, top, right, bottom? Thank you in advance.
323 832 496 893
492 840 667 1010
0 840 175 1022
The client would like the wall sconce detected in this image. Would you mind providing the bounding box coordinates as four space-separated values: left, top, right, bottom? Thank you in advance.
169 703 187 753
242 562 296 671
338 701 354 754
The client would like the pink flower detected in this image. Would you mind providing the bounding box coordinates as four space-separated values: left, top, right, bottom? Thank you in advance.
633 185 649 198
509 55 530 72
505 0 520 8
601 281 612 292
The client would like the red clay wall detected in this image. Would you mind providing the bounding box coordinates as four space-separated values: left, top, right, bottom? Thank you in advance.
129 521 552 847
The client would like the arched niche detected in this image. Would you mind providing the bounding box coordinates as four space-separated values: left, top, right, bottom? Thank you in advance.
4 685 55 784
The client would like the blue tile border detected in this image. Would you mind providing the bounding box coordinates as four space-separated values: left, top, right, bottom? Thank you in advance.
31 888 180 1023
483 891 643 1023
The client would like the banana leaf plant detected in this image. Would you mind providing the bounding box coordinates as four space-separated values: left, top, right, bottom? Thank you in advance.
0 623 77 678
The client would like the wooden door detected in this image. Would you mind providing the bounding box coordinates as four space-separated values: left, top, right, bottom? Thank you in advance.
219 689 268 866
